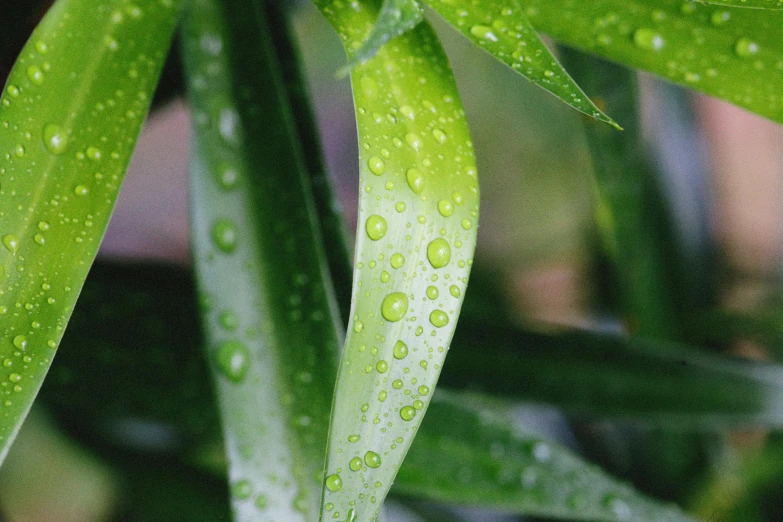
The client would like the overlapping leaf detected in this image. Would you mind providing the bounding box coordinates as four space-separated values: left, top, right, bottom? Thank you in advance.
0 0 180 463
697 0 783 8
182 0 342 519
314 1 480 519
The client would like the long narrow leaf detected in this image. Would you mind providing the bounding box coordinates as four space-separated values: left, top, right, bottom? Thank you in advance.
425 0 619 129
522 0 783 125
182 0 341 519
314 1 480 519
697 0 783 8
0 0 180 463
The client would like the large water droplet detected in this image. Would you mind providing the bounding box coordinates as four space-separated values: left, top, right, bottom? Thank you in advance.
381 292 408 322
429 310 449 328
393 340 408 359
406 168 425 194
437 199 454 217
364 451 381 468
400 405 416 421
368 156 386 175
2 234 20 255
215 339 250 382
12 335 27 351
325 473 343 492
349 457 363 471
365 215 388 241
427 238 451 268
43 124 67 155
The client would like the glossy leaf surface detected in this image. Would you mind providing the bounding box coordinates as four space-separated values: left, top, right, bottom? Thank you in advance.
0 0 180 463
524 0 783 124
425 0 619 128
320 2 482 519
183 0 341 519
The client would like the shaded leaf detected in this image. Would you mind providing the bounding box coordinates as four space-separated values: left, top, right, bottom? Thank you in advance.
522 0 783 124
0 0 181 464
425 0 620 128
314 0 480 518
182 0 342 519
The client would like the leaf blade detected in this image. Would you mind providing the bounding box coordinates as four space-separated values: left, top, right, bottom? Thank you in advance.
0 0 180 464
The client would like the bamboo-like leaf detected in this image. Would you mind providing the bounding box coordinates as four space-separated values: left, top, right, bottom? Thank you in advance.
182 0 341 519
696 0 783 9
341 0 425 74
556 49 680 338
316 2 481 519
0 0 180 464
425 0 620 129
521 0 783 124
397 390 693 521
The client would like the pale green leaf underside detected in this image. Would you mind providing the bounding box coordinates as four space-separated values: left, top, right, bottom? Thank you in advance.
523 0 783 124
398 391 694 522
341 0 425 74
425 0 621 129
183 0 342 520
0 0 179 464
315 0 480 520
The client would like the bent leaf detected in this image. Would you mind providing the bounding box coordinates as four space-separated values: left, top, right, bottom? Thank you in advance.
425 0 620 129
341 0 424 74
314 1 480 519
523 0 783 125
0 0 180 464
183 0 341 519
397 390 693 521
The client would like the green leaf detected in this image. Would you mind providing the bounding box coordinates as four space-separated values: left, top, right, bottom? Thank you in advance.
396 390 693 521
556 49 680 338
314 1 480 519
341 0 425 74
442 320 783 427
182 0 342 519
425 0 620 129
521 0 783 125
695 0 783 9
0 0 180 464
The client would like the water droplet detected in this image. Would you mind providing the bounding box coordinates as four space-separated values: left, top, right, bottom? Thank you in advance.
406 168 425 194
349 457 363 471
348 434 360 443
232 479 252 499
325 474 343 492
380 271 391 283
255 495 268 509
710 10 731 26
429 310 449 328
215 340 250 382
85 146 102 160
73 185 89 196
376 360 389 373
471 25 499 42
427 238 451 268
400 406 416 421
364 451 381 468
393 379 403 389
360 76 378 99
390 253 405 268
426 286 439 299
437 199 454 217
34 234 45 246
219 310 239 330
735 37 759 57
395 201 406 212
212 219 238 253
42 124 67 155
381 292 408 322
633 28 664 51
393 340 408 359
365 215 388 241
12 335 27 351
368 156 386 175
418 385 430 396
432 128 447 144
2 235 20 255
450 285 461 298
354 320 364 333
405 133 421 151
27 66 44 85
218 166 238 189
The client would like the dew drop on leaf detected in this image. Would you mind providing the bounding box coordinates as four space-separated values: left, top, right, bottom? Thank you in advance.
365 215 388 241
426 238 451 268
364 451 381 468
42 124 68 155
381 292 408 322
215 339 250 382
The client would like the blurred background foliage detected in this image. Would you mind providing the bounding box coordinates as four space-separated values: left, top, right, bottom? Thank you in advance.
2 0 783 521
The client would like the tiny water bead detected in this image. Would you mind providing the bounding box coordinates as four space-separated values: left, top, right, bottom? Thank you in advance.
633 28 664 51
85 146 102 160
348 434 361 443
232 480 252 500
429 310 449 328
42 124 68 155
73 184 89 196
406 168 425 194
381 292 408 322
461 218 473 230
364 451 381 468
212 218 238 253
426 238 451 268
218 166 238 189
393 340 408 359
400 406 416 421
368 156 386 175
215 339 250 382
390 253 404 269
27 65 44 85
349 457 363 471
365 215 388 241
219 310 239 330
325 474 343 492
